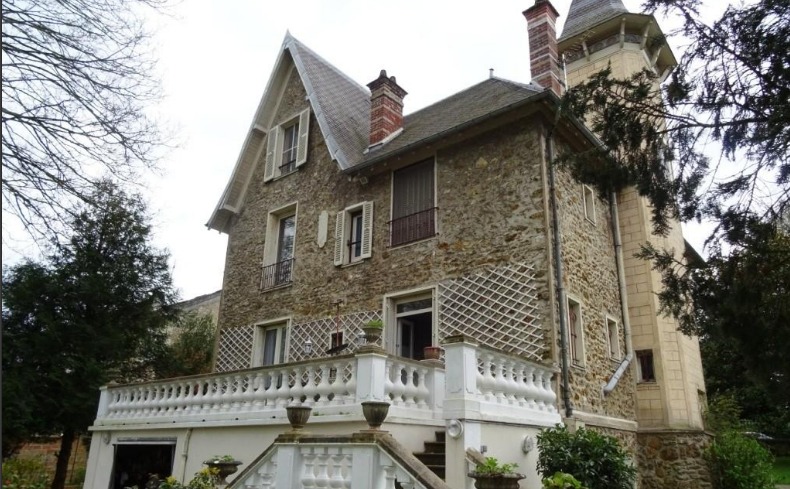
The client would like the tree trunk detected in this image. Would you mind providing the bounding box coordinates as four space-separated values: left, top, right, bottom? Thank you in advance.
51 429 75 489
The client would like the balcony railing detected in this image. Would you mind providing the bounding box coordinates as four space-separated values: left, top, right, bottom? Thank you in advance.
93 339 560 429
389 207 437 247
261 258 294 290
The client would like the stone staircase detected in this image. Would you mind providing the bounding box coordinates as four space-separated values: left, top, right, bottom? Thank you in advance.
413 430 447 480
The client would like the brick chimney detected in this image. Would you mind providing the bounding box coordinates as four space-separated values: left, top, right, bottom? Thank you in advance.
367 70 407 146
524 0 563 96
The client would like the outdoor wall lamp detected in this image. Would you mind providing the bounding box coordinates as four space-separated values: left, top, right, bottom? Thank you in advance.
303 338 313 355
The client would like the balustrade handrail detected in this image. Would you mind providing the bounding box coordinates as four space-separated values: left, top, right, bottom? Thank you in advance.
474 343 560 373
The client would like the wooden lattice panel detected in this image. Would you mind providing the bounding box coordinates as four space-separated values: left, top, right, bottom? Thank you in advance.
215 325 254 372
289 310 382 362
438 262 544 361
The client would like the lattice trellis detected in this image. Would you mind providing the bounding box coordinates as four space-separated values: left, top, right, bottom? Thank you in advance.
289 310 382 362
438 262 544 361
215 325 254 372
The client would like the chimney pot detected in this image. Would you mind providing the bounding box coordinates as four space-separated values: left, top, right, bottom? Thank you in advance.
367 70 407 146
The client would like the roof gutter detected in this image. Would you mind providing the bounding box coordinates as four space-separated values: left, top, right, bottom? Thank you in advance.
344 89 602 175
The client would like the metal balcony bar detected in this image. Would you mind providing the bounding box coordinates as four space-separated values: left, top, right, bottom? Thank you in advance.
389 207 437 247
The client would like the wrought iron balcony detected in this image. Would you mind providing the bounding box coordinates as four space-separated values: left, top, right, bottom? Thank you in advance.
261 258 294 290
389 207 437 247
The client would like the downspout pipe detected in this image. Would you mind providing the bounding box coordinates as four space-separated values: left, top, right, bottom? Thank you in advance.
603 191 634 395
546 129 573 418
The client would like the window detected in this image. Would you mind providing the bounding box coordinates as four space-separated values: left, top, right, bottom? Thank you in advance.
385 289 435 360
262 203 297 290
606 316 621 359
566 296 585 366
390 159 436 246
582 184 596 223
264 108 310 181
253 321 288 367
636 349 656 382
334 201 374 266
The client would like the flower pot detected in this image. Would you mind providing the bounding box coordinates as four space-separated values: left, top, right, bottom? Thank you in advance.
204 459 242 485
362 326 382 343
467 473 525 489
286 405 312 431
361 401 390 430
423 346 442 360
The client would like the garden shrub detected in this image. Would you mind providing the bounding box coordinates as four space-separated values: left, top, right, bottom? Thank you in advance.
1 456 51 489
706 431 775 489
537 425 635 489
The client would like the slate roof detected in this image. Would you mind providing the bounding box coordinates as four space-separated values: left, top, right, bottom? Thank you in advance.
286 35 370 170
559 0 630 42
359 77 543 167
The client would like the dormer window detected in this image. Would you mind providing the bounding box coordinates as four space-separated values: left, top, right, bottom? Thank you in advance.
264 108 310 181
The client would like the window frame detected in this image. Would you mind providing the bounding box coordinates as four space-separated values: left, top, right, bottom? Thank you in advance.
251 318 290 367
636 349 656 383
582 184 596 223
565 295 586 367
334 201 374 266
606 314 621 360
389 158 437 247
383 286 437 359
262 202 298 291
264 108 310 182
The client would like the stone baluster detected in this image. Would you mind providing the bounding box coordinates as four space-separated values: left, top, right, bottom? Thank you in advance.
302 365 318 405
275 367 291 407
316 362 333 406
315 452 331 488
523 364 539 409
504 358 519 404
300 447 317 489
329 451 347 489
261 370 278 407
389 362 406 406
290 365 305 405
479 352 496 401
415 365 430 408
492 356 508 403
404 364 421 407
341 360 356 404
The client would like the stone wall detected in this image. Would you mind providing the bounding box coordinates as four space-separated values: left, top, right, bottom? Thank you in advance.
216 50 635 426
14 435 90 487
637 430 713 489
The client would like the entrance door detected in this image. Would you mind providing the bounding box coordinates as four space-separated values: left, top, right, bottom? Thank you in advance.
111 443 175 488
395 297 433 360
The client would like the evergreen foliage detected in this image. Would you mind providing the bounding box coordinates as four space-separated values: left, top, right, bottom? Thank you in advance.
706 432 775 489
1 182 177 488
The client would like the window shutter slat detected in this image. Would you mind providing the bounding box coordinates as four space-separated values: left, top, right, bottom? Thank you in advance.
333 211 345 266
295 108 310 167
360 201 374 259
263 129 277 182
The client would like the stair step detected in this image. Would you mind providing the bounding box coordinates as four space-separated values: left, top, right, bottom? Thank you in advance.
414 452 444 466
422 441 445 453
425 466 445 479
434 431 446 443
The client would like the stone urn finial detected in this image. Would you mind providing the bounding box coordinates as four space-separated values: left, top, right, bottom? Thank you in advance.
286 404 312 431
361 401 390 430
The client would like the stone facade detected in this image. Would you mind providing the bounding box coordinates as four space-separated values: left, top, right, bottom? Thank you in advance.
637 430 713 489
215 47 637 434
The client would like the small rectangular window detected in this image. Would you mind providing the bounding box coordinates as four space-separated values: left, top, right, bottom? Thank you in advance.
606 316 620 359
636 350 656 382
566 297 585 366
582 185 596 223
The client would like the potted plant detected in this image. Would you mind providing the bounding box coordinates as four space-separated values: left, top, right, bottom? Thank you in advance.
423 345 442 360
468 456 525 489
362 319 383 343
203 455 242 485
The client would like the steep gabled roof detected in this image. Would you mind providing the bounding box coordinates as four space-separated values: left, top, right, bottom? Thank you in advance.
358 77 543 168
559 0 630 42
207 33 370 232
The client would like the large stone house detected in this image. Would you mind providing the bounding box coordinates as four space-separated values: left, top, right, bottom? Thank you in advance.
83 1 709 488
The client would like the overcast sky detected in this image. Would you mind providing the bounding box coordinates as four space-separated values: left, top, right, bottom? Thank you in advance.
2 0 728 301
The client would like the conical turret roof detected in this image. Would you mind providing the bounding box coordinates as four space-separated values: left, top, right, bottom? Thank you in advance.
559 0 629 42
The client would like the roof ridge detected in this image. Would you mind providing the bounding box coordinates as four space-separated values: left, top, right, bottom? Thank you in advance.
559 0 630 41
285 33 369 94
404 77 535 120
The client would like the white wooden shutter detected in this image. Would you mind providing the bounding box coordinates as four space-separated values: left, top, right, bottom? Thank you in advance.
295 108 310 167
333 210 345 266
263 128 278 182
360 201 374 259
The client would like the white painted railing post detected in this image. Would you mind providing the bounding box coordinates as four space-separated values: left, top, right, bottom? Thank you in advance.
425 364 445 412
442 335 480 419
96 385 111 419
355 348 388 402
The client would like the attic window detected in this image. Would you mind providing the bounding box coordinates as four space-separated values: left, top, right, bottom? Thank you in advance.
264 108 310 182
